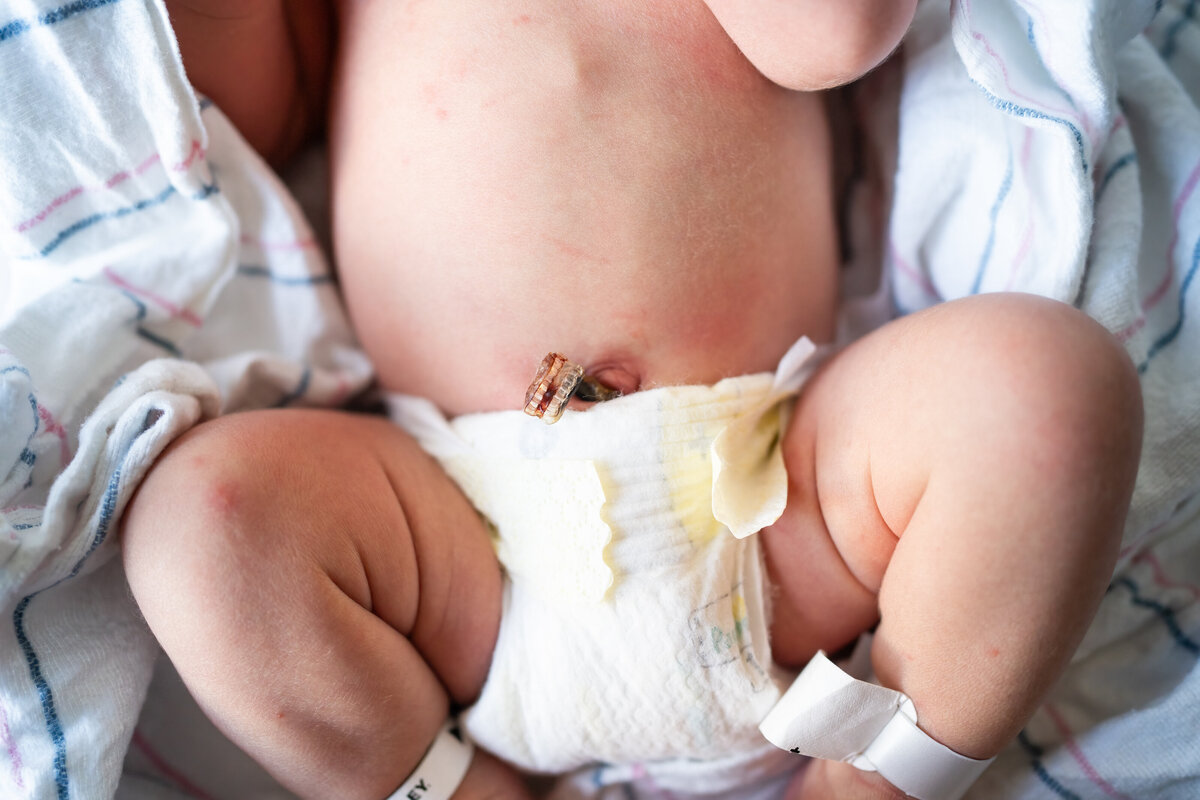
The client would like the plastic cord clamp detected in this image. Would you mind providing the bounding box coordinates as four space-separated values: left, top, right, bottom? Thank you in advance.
759 651 995 800
384 720 474 800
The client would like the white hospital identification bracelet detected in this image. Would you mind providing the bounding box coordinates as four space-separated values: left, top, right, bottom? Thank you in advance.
385 720 474 800
759 650 996 800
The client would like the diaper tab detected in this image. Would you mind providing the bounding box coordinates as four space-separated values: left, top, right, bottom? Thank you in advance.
710 399 790 538
759 650 995 800
711 337 821 538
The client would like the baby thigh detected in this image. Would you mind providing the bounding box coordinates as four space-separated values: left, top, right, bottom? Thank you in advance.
121 409 515 800
772 293 1142 763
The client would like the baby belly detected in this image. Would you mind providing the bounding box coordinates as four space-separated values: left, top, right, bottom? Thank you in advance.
330 0 840 416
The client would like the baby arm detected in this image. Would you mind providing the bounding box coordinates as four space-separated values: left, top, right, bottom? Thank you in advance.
702 0 919 89
165 0 331 166
764 294 1143 798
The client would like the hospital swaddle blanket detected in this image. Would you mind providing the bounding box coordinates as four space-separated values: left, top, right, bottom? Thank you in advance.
0 0 1198 798
875 1 1200 797
0 2 370 798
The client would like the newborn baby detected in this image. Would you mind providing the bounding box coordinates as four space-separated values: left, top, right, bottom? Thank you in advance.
122 2 1144 798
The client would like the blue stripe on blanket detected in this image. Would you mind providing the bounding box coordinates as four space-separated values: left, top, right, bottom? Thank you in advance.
273 367 312 408
10 463 127 798
1076 151 1141 306
135 327 182 357
12 597 69 800
1096 152 1137 204
1161 0 1197 62
970 79 1089 174
237 265 336 286
71 464 124 578
8 394 42 474
0 0 122 44
1138 234 1200 375
29 182 218 259
1017 731 1082 800
116 289 184 356
1111 577 1200 654
26 392 39 435
118 290 148 321
10 393 44 475
971 146 1015 294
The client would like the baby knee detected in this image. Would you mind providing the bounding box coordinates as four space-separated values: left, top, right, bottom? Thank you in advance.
988 294 1140 459
125 412 272 531
121 411 334 603
927 293 1143 498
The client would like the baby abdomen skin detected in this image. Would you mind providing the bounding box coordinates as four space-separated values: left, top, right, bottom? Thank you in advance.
329 0 840 417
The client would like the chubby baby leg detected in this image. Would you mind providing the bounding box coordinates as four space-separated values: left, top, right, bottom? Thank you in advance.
763 293 1143 797
121 409 528 800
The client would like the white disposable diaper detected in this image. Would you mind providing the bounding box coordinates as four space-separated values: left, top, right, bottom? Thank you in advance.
388 338 821 777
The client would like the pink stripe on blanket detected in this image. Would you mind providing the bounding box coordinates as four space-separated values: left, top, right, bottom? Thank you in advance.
1 700 24 789
890 241 942 302
1134 551 1200 600
37 404 70 466
1118 157 1200 341
15 153 159 234
240 234 319 252
172 140 206 171
14 141 206 234
1118 515 1173 561
1019 1 1098 143
131 730 216 800
102 266 203 327
1005 129 1037 290
1043 703 1134 800
331 373 352 407
961 0 1090 139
